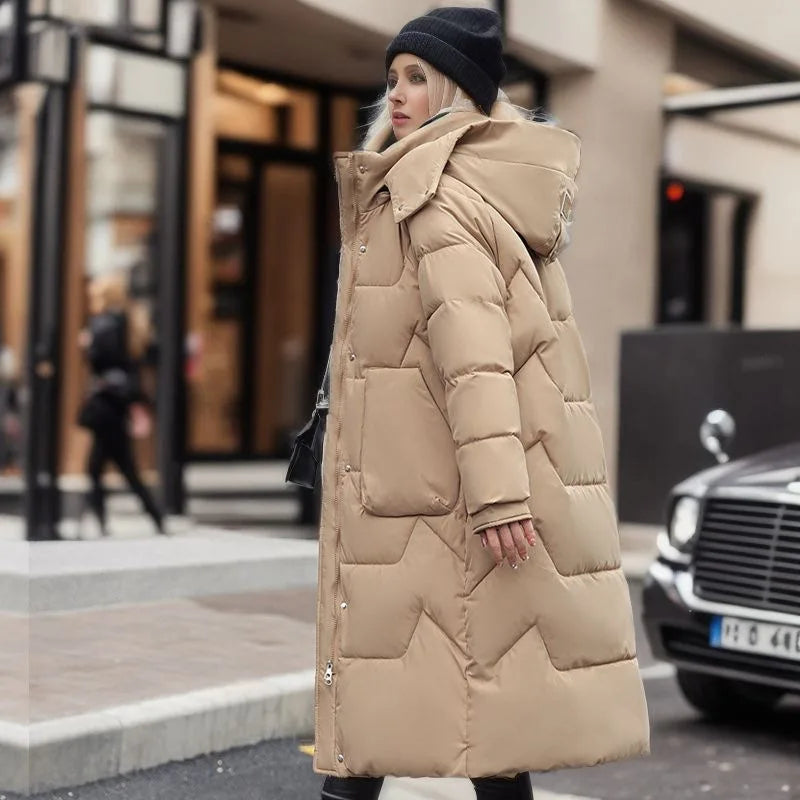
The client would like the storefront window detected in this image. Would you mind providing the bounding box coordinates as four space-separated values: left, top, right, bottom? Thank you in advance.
47 0 123 26
331 95 359 152
167 0 197 57
27 20 71 82
130 0 162 30
0 88 37 486
0 93 21 480
86 45 185 117
0 1 15 84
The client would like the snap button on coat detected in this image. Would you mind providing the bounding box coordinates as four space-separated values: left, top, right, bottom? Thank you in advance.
315 110 650 781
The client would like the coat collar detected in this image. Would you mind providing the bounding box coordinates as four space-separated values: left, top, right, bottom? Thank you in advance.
334 110 490 221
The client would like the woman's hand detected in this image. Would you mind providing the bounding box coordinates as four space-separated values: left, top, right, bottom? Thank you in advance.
479 519 536 569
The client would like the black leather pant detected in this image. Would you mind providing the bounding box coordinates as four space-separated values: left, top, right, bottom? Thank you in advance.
321 772 533 800
86 416 163 534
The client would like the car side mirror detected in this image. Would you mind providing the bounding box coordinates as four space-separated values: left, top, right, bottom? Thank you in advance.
700 409 736 464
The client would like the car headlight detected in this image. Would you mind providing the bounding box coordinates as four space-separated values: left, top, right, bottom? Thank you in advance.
669 496 701 549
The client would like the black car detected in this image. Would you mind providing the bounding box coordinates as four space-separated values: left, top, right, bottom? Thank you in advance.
643 410 800 717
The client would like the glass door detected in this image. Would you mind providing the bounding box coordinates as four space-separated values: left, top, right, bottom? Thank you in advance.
188 144 317 458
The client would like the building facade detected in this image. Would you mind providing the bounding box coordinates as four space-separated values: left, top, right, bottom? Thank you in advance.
3 0 799 538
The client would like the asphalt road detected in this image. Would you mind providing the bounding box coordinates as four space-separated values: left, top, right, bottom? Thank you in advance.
16 583 800 800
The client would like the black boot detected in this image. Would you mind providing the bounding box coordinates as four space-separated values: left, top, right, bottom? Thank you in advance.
472 772 534 800
321 775 384 800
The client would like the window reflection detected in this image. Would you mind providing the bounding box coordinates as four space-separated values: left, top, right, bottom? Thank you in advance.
48 0 123 26
0 91 22 478
82 112 165 480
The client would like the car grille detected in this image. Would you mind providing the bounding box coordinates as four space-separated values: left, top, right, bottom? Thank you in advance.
693 498 800 616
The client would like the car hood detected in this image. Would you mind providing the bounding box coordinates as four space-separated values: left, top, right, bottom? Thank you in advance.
673 441 800 497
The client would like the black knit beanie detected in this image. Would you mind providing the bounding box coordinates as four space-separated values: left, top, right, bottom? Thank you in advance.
385 7 506 115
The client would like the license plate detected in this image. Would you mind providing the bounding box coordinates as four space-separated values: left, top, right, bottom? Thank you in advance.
710 615 800 662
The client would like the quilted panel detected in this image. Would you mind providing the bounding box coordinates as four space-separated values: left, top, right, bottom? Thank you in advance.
505 268 557 372
514 354 567 452
546 400 608 486
535 568 637 669
338 519 465 659
537 257 573 320
350 281 420 368
336 612 468 778
548 317 592 402
525 442 620 576
360 367 460 516
447 372 522 446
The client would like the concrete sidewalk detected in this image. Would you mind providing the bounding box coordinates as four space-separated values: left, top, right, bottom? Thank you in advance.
0 586 318 795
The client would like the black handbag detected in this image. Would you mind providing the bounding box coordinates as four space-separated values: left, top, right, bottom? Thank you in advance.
286 350 331 489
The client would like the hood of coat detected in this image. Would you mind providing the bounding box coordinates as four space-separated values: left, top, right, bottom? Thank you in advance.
349 110 581 259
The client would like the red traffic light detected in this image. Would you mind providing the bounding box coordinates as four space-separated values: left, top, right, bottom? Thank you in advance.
666 181 685 202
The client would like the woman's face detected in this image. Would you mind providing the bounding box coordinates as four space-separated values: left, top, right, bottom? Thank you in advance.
88 283 106 315
387 54 430 140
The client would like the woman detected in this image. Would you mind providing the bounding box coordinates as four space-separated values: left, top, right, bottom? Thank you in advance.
77 273 164 537
316 8 650 799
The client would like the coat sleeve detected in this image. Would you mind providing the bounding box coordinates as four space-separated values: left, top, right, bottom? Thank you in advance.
408 191 532 535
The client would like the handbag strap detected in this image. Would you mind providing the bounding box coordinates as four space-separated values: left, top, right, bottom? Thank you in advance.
315 347 331 413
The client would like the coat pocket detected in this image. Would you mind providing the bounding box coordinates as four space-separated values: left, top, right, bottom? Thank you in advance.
360 367 459 516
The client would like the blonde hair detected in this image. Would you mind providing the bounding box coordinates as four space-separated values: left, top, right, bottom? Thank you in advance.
359 57 551 152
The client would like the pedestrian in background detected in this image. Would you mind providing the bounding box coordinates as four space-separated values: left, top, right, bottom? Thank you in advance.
77 273 164 537
315 8 650 799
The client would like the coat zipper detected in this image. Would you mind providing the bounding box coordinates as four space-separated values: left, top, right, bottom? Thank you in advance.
327 153 359 678
316 153 360 765
314 159 346 733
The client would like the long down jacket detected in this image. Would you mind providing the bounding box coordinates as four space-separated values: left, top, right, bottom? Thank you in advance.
314 109 650 779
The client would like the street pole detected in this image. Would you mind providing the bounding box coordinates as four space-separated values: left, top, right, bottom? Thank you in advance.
24 85 70 540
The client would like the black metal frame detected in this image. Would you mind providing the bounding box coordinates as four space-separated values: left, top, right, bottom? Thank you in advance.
667 90 800 116
730 198 753 325
23 34 76 539
155 109 188 515
0 0 28 86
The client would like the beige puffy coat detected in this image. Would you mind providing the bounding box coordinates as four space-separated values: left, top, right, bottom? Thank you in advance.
314 109 650 779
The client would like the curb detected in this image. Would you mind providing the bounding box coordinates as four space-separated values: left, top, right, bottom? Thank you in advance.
0 670 315 797
0 535 320 613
